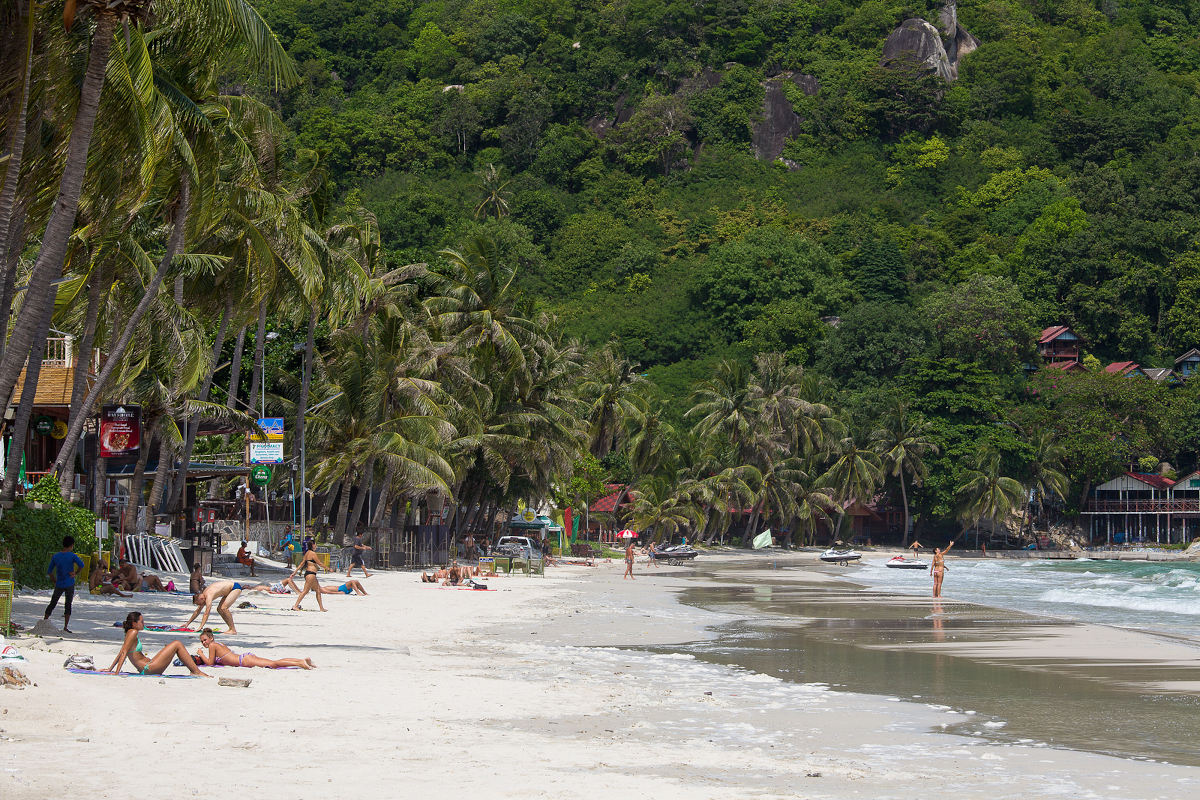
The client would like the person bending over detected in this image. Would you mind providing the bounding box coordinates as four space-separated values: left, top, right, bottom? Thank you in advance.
105 612 209 677
193 629 313 669
183 580 245 634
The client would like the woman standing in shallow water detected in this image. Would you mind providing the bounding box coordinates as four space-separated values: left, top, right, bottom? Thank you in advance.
931 540 955 598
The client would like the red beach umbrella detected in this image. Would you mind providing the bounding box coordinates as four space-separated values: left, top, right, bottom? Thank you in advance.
618 529 638 539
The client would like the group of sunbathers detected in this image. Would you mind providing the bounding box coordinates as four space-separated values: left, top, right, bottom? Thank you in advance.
89 559 173 595
105 612 315 676
420 562 482 585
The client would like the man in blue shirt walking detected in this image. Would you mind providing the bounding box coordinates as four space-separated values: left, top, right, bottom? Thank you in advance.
45 536 85 633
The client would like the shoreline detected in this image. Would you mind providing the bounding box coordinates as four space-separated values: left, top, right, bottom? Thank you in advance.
2 557 1199 798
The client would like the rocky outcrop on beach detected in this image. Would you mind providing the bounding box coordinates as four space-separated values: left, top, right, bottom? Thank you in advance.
881 1 978 81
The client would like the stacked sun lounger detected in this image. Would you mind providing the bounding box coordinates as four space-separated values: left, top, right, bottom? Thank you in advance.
125 534 189 573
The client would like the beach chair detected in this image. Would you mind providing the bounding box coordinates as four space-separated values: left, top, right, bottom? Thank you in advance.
0 579 13 634
529 558 545 577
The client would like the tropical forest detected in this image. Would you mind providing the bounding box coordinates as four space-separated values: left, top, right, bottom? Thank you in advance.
4 0 1200 560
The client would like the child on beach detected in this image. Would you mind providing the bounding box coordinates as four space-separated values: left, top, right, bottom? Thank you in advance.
44 536 85 632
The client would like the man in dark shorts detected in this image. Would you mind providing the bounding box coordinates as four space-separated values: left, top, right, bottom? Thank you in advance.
44 536 85 632
347 531 372 578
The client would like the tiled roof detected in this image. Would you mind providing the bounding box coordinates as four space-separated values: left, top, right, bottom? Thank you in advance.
1105 361 1140 375
1143 367 1174 382
589 484 628 513
1045 360 1084 371
1039 325 1072 344
1175 348 1200 364
1126 471 1174 490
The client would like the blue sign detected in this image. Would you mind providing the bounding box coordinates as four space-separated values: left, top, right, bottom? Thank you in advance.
256 417 284 441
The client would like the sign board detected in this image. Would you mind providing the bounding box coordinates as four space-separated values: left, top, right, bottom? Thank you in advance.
254 418 284 442
99 405 141 458
34 415 55 436
250 465 273 486
248 441 284 464
522 508 536 522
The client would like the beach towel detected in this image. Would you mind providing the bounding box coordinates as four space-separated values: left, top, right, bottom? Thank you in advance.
67 668 198 678
111 623 222 633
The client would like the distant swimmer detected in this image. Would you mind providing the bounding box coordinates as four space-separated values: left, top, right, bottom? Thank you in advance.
931 540 955 598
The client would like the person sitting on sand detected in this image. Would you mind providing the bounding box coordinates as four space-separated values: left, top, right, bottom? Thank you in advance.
115 559 140 591
236 540 257 577
89 561 130 597
139 573 169 592
105 611 209 677
182 580 245 634
193 628 314 670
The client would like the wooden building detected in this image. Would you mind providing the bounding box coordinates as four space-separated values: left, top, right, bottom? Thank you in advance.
1176 348 1200 378
1082 471 1200 545
1104 361 1145 378
1037 325 1081 362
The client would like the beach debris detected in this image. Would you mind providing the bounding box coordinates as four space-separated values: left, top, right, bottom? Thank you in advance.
806 772 822 778
30 620 60 636
63 655 95 671
1 667 31 688
218 677 252 688
0 644 25 661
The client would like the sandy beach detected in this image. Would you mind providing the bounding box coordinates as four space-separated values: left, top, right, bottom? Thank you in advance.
4 554 1200 799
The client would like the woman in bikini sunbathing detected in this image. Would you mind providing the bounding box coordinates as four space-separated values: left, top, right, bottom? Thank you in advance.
318 579 368 595
104 612 210 676
193 629 314 669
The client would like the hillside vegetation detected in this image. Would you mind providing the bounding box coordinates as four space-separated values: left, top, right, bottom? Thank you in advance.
243 0 1200 533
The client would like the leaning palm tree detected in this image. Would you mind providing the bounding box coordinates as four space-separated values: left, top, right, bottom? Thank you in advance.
955 444 1025 544
871 402 939 545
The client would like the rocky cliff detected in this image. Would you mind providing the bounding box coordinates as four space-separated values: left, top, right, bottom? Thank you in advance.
881 1 978 81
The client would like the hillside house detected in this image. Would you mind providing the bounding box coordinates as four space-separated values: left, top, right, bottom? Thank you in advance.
1044 359 1086 373
1143 367 1176 383
1037 325 1081 362
1105 361 1145 378
1177 348 1200 378
1083 471 1200 544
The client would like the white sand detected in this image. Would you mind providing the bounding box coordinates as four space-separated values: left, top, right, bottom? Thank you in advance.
3 559 1199 799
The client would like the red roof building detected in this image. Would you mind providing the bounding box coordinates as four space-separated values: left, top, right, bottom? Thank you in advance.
1045 360 1086 372
1105 361 1144 378
589 484 630 514
1037 325 1081 362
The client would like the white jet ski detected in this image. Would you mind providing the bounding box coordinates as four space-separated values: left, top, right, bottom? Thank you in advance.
885 555 929 570
819 547 862 564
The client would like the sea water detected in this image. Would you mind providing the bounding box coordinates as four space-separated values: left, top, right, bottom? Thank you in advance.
852 557 1200 637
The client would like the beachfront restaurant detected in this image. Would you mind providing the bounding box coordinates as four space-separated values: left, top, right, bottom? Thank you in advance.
1082 471 1200 545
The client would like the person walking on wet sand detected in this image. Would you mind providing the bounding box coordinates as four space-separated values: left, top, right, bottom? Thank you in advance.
623 540 635 580
931 540 955 598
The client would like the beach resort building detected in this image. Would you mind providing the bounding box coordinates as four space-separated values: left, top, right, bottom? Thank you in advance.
1083 471 1200 545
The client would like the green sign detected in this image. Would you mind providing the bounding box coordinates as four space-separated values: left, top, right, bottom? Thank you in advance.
250 465 273 486
34 415 55 436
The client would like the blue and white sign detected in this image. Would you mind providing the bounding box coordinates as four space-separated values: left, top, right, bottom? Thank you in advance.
255 417 285 442
249 441 284 464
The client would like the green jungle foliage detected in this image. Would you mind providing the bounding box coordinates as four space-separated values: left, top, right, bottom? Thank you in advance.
244 0 1200 533
0 477 99 588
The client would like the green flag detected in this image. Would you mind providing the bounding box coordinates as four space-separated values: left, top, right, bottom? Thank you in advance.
752 529 773 550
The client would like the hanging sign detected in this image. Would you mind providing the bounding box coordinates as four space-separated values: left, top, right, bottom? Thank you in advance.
250 465 273 486
248 441 284 464
99 405 141 458
51 420 68 439
254 418 284 441
34 416 55 436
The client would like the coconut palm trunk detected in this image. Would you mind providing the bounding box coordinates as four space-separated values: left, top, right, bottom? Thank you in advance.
331 470 354 546
171 296 233 511
346 455 375 542
123 416 159 533
0 199 27 361
294 304 316 526
209 324 246 499
50 175 191 479
58 264 109 493
899 471 911 545
146 427 173 524
0 0 33 358
245 301 266 417
0 11 119 416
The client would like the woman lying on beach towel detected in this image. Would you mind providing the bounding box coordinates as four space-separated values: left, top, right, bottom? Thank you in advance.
320 579 367 596
193 629 314 669
421 563 479 585
105 612 210 677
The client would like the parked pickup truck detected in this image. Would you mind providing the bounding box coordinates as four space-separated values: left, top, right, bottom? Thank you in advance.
493 535 542 561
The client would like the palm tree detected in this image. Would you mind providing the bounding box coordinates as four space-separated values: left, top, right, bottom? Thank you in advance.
820 432 883 542
473 163 512 220
871 402 939 545
0 0 297 423
1024 430 1068 534
956 444 1025 545
687 359 758 462
579 345 647 458
627 477 700 543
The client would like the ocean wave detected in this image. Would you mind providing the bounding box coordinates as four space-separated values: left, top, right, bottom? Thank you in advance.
1037 588 1200 616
